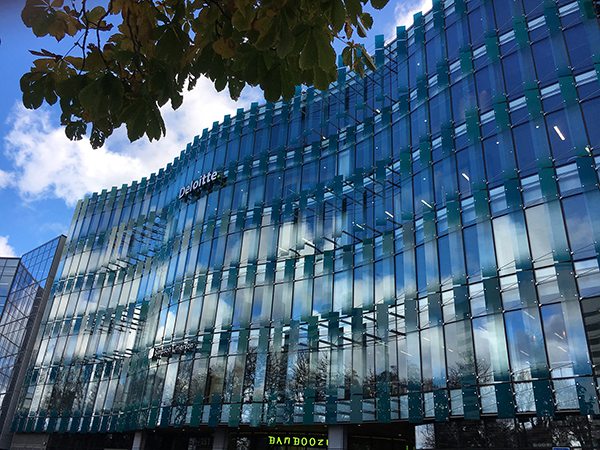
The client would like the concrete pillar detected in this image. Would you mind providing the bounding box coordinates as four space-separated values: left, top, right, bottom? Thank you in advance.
131 431 145 450
328 425 348 450
212 428 229 450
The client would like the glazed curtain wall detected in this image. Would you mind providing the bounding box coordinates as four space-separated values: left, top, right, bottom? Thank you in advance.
0 238 63 431
15 0 600 434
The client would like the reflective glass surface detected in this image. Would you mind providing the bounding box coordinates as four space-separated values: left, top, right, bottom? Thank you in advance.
15 0 600 435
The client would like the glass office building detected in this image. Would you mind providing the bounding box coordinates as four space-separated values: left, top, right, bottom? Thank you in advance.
0 237 65 450
12 0 600 449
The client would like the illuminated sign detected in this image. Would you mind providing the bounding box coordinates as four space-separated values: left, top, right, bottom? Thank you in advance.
178 171 225 201
267 435 327 447
149 341 196 360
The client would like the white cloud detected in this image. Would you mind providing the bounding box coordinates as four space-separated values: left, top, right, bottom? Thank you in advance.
0 236 16 257
387 0 433 41
2 78 261 206
0 169 11 189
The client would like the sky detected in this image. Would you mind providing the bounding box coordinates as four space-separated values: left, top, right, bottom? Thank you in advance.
0 0 431 257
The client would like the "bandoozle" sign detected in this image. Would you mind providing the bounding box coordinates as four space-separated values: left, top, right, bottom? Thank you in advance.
267 435 328 447
178 171 224 201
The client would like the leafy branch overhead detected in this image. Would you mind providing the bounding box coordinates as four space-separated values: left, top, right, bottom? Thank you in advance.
21 0 389 148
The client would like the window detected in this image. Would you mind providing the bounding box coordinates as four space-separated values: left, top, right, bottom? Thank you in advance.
474 66 495 111
513 122 550 175
467 6 486 46
501 52 532 99
505 308 547 381
556 163 582 196
542 303 573 378
428 91 451 137
483 137 516 187
461 197 476 225
451 78 477 123
374 258 394 303
575 259 600 298
457 146 485 196
438 236 452 288
547 108 586 164
562 195 596 259
531 39 556 84
473 314 509 382
469 283 485 318
493 212 530 276
500 275 520 310
581 297 600 374
445 320 475 387
463 226 481 280
535 267 561 304
514 382 536 412
582 100 600 150
541 303 590 378
521 174 542 206
525 204 565 268
416 245 427 295
564 23 593 73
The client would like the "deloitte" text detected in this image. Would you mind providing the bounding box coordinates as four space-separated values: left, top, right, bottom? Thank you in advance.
178 171 224 201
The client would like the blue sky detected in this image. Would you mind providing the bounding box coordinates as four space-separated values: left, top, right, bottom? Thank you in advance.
0 0 431 257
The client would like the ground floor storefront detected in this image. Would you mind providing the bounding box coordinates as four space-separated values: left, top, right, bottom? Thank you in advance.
9 423 412 450
9 416 600 450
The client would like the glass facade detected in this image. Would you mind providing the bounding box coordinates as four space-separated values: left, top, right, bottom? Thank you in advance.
13 0 600 448
0 237 65 450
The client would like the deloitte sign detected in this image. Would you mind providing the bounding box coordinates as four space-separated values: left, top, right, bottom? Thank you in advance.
178 171 225 201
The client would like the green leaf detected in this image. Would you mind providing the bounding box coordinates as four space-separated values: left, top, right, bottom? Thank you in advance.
55 74 84 99
65 120 87 141
313 67 331 90
156 26 187 65
345 0 362 20
20 72 44 109
90 126 106 149
276 23 294 58
281 77 296 99
78 80 106 117
360 44 377 71
352 47 365 76
103 74 124 114
263 66 282 102
340 47 350 69
146 103 166 141
44 82 58 105
370 0 389 10
171 91 184 109
330 0 346 33
299 31 318 70
359 12 373 30
344 21 353 39
214 75 227 92
314 29 336 69
228 78 244 100
82 46 106 71
254 14 277 50
85 6 106 25
356 21 367 38
122 100 149 142
79 74 123 119
212 38 236 59
232 9 254 31
22 0 53 37
64 56 83 70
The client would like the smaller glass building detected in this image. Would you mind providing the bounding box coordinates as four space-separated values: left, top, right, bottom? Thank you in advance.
0 237 65 450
